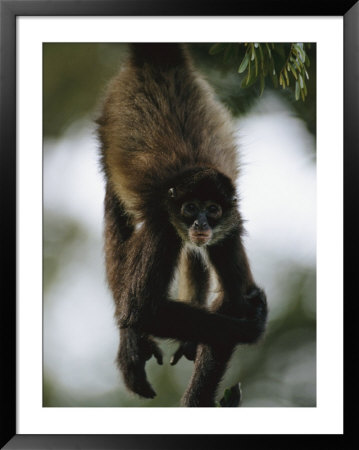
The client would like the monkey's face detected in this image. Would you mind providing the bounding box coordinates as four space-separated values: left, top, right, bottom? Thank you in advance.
180 200 222 246
169 194 232 247
166 168 239 246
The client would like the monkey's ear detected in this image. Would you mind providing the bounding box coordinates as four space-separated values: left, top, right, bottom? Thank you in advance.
168 187 176 198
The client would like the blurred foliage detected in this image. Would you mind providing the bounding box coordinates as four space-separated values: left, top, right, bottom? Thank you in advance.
43 212 89 294
44 342 185 407
43 42 316 139
209 43 311 101
43 43 128 137
189 43 316 136
218 384 242 407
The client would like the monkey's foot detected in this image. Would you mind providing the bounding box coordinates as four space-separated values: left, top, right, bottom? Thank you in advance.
138 335 163 365
118 332 163 399
170 341 197 365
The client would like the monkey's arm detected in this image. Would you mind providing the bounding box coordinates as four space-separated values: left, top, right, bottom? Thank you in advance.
181 231 267 407
117 223 265 347
110 218 265 400
104 189 165 399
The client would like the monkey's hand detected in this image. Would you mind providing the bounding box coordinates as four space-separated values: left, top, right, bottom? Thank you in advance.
170 341 197 365
118 330 163 399
242 286 268 343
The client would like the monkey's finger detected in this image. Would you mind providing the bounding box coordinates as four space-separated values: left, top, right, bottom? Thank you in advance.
170 347 184 365
183 342 197 361
245 287 266 305
152 346 163 365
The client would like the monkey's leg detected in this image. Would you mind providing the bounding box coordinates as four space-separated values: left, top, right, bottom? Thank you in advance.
105 186 163 398
181 232 267 407
180 321 234 407
171 249 210 365
180 288 265 407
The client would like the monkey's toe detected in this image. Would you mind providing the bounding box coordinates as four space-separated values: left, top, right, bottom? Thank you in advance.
170 342 197 365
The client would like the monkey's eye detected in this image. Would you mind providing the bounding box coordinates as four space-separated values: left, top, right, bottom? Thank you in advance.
207 204 222 218
168 187 176 198
182 202 198 217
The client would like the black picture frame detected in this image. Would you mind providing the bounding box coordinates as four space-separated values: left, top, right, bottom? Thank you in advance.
1 0 357 448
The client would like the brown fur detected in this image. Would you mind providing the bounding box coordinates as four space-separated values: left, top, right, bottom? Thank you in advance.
97 44 267 407
98 44 238 221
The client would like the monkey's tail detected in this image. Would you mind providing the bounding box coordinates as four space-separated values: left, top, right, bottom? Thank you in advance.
130 43 187 68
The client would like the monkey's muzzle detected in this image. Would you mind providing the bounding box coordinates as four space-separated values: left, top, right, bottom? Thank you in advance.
189 229 212 246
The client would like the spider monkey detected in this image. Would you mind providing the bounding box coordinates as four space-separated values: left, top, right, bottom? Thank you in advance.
97 43 267 407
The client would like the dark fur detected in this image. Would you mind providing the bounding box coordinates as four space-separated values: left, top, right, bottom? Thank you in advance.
98 44 267 406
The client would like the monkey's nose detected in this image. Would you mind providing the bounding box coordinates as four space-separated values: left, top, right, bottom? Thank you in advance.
194 219 209 231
